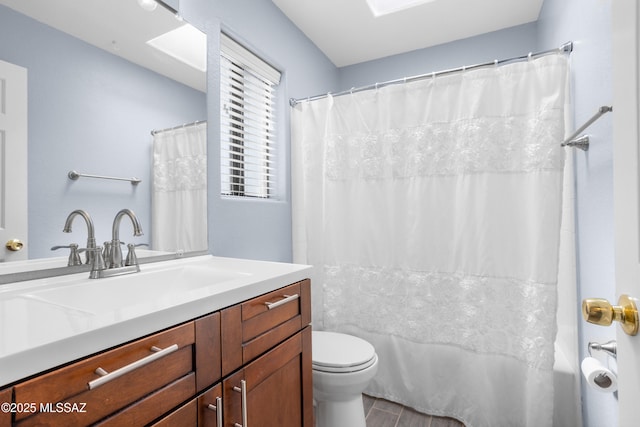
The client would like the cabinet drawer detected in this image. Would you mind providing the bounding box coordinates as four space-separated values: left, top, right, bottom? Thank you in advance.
221 280 311 376
14 322 195 426
150 394 197 427
97 374 196 427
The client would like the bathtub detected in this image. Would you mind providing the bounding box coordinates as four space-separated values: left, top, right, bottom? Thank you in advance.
553 343 582 427
553 157 582 427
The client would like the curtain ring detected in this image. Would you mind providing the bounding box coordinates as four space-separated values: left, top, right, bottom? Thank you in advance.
494 59 498 67
528 52 533 61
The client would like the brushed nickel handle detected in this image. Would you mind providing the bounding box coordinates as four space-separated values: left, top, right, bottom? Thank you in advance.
233 379 248 427
6 239 24 251
88 344 179 389
264 294 299 310
207 396 223 426
582 294 639 336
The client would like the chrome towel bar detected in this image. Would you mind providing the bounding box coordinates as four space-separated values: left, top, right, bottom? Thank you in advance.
68 170 141 185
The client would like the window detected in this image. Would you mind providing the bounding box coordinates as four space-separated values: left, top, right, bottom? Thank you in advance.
220 34 281 198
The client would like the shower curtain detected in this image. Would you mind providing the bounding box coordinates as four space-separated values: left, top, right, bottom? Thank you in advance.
152 122 207 253
291 53 569 427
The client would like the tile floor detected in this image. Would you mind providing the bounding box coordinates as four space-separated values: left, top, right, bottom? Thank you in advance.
363 395 465 427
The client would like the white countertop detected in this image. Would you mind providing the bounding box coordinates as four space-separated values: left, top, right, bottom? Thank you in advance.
0 255 312 386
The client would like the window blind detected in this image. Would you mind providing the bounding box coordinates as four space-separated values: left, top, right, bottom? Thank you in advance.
220 33 281 198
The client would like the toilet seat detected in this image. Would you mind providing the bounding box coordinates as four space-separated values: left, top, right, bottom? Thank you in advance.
312 331 377 373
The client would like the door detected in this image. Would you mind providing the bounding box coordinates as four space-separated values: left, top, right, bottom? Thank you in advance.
0 59 28 261
612 1 640 425
223 328 313 427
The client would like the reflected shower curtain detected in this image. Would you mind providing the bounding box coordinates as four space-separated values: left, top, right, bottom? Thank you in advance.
152 122 207 252
292 54 569 427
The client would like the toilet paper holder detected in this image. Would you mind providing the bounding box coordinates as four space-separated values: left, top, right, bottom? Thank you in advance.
583 340 618 392
588 340 617 359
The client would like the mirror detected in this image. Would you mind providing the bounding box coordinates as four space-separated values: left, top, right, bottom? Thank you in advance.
0 0 207 276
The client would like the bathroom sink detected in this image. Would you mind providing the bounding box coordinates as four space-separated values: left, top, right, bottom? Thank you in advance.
20 260 251 315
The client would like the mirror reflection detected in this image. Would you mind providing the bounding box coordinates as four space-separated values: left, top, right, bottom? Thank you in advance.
0 0 207 273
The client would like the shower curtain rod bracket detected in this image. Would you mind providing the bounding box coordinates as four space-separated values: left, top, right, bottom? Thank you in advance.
563 135 590 151
561 105 613 149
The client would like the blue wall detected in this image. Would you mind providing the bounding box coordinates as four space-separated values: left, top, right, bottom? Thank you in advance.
179 0 339 262
538 0 615 426
338 22 538 91
0 5 207 258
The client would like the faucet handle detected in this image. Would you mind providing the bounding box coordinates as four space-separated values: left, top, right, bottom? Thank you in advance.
125 243 139 267
102 242 112 264
68 243 83 266
89 246 107 279
51 243 83 266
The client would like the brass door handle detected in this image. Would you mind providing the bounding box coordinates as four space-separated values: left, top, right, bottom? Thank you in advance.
582 294 639 336
5 239 24 251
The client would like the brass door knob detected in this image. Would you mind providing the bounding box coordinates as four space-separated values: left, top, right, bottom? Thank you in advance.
5 239 24 252
582 294 639 336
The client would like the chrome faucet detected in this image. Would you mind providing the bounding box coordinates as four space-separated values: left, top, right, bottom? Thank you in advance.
110 208 143 268
63 209 96 264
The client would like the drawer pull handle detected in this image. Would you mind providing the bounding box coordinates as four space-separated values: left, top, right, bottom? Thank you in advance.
87 344 179 389
264 293 299 310
233 379 248 427
207 396 223 426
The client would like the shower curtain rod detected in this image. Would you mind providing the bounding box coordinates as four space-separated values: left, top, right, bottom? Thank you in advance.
151 120 207 135
289 42 573 107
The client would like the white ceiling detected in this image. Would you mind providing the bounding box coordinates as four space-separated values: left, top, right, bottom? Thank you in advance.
0 0 206 92
272 0 545 67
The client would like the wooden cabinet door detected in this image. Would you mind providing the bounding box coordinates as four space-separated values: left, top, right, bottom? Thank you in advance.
0 388 11 427
198 384 223 427
223 326 312 427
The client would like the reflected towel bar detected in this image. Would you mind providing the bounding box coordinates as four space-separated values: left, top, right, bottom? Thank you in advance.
562 106 613 151
68 170 141 185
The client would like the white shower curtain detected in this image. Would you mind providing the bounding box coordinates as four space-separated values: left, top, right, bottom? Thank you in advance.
292 54 569 427
152 122 207 253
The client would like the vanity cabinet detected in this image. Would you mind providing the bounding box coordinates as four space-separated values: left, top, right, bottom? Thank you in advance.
3 279 311 427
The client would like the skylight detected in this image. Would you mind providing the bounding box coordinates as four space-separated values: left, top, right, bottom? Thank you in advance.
147 24 207 72
366 0 436 17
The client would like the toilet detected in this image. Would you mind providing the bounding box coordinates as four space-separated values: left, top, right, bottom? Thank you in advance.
312 330 379 427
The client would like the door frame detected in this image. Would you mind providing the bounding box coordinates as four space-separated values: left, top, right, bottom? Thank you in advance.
0 59 28 261
612 0 640 425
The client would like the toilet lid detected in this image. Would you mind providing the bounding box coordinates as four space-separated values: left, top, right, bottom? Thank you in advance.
312 331 376 373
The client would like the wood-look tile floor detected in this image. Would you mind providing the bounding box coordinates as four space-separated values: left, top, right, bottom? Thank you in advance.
363 395 465 427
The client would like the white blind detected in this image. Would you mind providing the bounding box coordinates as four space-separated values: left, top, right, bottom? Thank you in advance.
220 34 280 198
